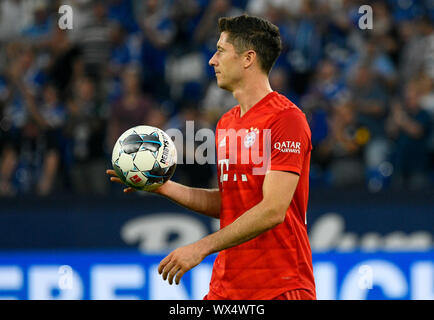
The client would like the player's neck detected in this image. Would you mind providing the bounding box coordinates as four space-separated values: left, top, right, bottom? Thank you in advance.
233 76 273 118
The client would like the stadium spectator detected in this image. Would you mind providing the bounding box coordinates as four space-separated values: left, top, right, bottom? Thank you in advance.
166 100 215 188
77 0 112 83
161 0 207 105
314 98 365 187
0 43 46 196
386 79 433 190
360 37 397 88
107 0 139 34
106 66 154 149
107 22 138 79
137 0 175 100
305 59 346 103
0 0 36 41
284 0 324 95
36 83 66 196
194 0 243 81
348 63 390 181
398 17 434 82
46 27 81 98
246 0 302 18
269 67 299 105
194 0 242 48
64 76 109 195
59 0 94 43
21 1 53 43
201 81 238 127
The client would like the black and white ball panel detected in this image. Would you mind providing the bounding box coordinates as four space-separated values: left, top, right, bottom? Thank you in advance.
112 125 177 190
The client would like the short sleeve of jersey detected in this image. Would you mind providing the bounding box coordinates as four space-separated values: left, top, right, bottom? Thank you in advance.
269 109 312 175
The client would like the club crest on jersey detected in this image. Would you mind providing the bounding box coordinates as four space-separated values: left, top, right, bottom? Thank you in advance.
274 140 301 154
244 127 259 148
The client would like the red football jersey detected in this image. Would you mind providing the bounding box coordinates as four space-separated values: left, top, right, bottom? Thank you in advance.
208 91 316 300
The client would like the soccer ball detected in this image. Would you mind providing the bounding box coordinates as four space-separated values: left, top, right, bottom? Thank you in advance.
111 125 177 191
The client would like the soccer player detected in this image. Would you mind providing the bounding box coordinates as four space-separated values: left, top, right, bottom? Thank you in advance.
107 14 316 300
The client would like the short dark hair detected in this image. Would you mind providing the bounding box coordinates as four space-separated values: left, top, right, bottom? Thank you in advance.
218 14 282 74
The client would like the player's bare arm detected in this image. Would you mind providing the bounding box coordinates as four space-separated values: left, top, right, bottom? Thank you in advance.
158 170 299 285
106 170 221 219
153 180 221 218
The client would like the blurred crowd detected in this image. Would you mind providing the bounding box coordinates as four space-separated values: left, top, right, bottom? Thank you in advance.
0 0 433 197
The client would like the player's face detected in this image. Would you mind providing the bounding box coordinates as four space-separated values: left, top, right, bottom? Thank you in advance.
209 32 244 92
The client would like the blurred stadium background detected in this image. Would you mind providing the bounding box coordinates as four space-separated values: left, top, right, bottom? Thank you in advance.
0 0 433 300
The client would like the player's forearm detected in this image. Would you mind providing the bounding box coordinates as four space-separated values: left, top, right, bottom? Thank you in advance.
197 200 284 256
155 180 221 219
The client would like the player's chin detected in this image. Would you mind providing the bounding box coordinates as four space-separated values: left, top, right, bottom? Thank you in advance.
216 79 231 91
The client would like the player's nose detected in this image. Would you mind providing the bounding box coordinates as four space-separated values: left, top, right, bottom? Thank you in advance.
209 53 218 67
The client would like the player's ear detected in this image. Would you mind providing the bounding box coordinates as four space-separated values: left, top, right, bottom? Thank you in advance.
243 50 256 69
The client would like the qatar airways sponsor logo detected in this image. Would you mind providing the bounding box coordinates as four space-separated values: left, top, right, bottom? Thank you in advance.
274 140 301 154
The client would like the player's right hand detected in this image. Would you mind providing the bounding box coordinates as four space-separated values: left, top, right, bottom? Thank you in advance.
106 169 136 194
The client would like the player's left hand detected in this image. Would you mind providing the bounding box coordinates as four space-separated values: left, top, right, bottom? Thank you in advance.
158 243 207 285
106 169 136 193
